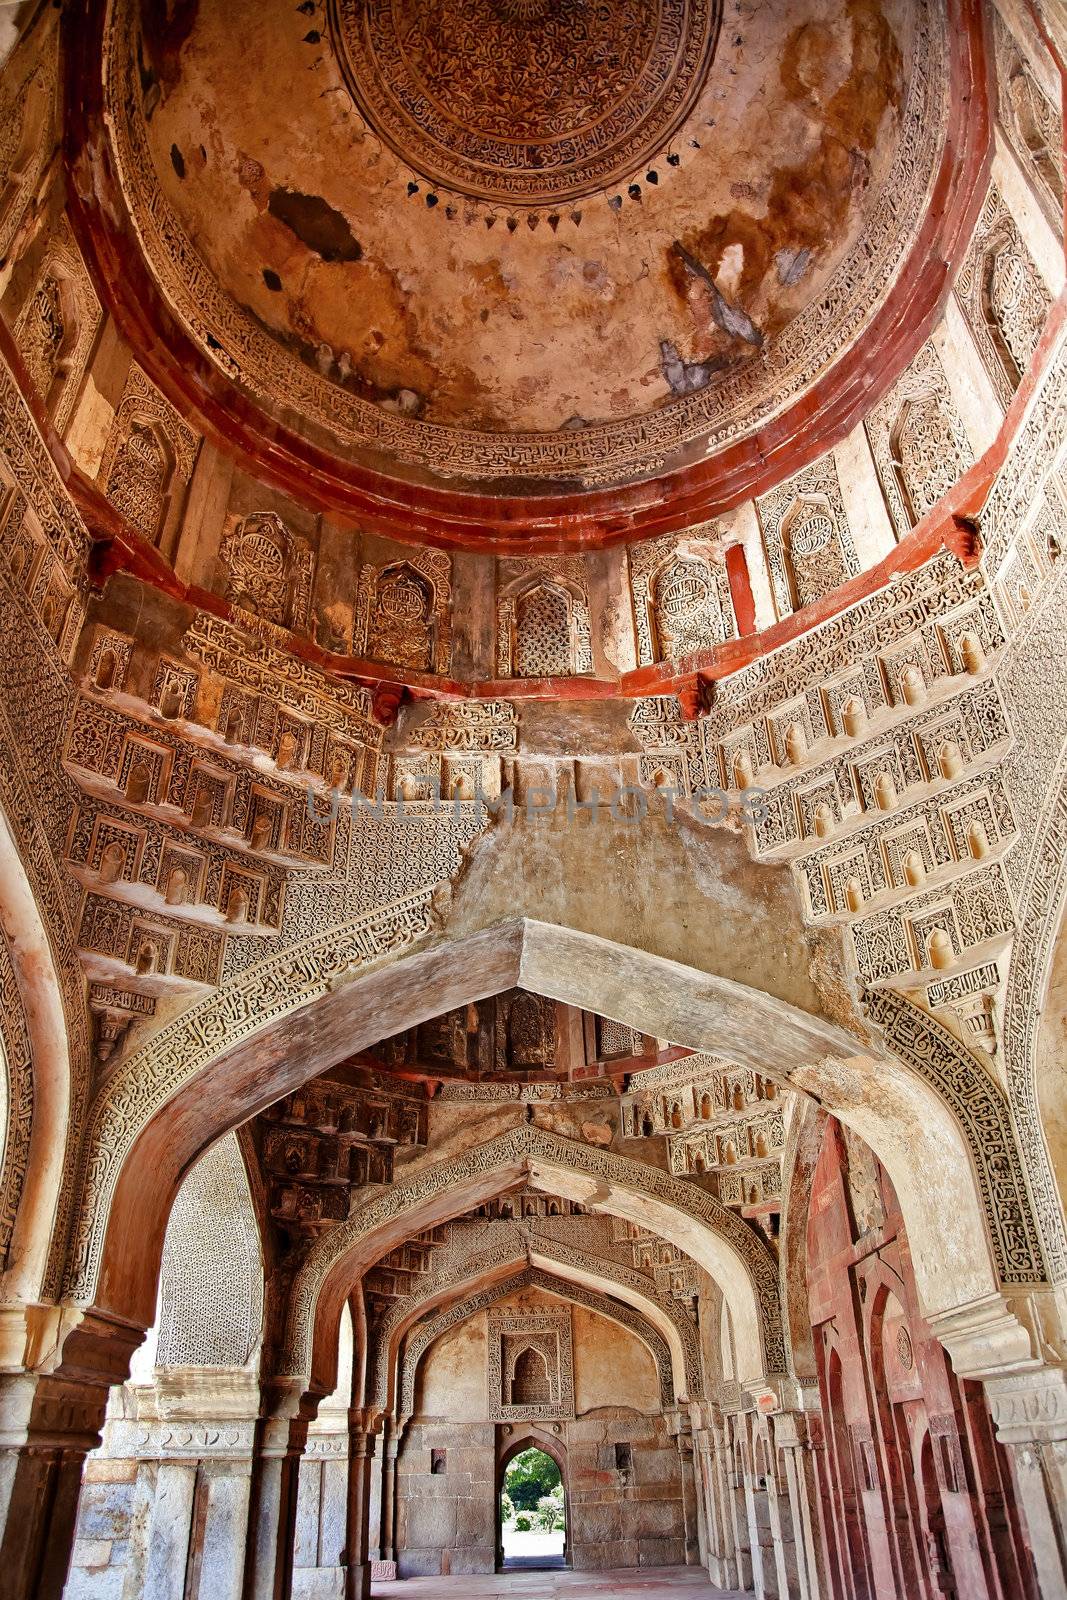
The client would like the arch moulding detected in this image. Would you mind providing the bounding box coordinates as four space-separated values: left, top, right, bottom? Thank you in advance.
285 1124 783 1391
366 1234 704 1412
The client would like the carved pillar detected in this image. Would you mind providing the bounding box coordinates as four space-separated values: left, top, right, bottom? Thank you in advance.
294 1428 348 1589
0 1311 142 1600
343 1411 376 1600
0 1371 104 1600
697 1404 742 1590
744 1415 780 1600
242 1378 313 1600
375 1421 399 1579
726 1413 755 1594
691 1422 709 1569
673 1415 700 1565
773 1410 827 1600
985 1367 1067 1600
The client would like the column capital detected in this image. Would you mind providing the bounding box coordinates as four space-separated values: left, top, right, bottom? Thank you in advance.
985 1366 1067 1445
927 1291 1046 1379
771 1410 822 1451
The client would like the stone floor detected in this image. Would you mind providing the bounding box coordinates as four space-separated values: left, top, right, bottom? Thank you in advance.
372 1569 737 1598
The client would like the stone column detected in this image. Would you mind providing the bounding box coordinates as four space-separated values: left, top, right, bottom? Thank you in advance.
933 1296 1067 1600
374 1421 399 1580
774 1410 828 1600
743 1415 779 1600
667 1409 700 1565
0 1309 141 1600
294 1429 348 1590
985 1366 1067 1600
729 1412 755 1593
694 1403 742 1590
342 1411 376 1600
242 1378 314 1600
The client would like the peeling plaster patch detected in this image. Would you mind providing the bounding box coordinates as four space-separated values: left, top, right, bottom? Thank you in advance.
660 341 718 395
267 188 362 263
717 241 745 295
776 247 811 285
137 0 913 433
672 242 764 347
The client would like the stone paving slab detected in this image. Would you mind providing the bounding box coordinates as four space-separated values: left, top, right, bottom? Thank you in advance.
373 1567 742 1598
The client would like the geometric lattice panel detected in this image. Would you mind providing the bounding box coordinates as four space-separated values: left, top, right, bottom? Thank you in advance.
156 1132 263 1369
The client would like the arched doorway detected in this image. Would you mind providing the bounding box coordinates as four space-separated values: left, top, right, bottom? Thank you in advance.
498 1438 568 1572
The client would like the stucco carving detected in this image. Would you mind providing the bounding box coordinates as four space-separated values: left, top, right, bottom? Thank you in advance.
955 182 1052 410
489 1303 574 1420
328 0 722 206
13 219 102 432
992 11 1064 231
97 365 199 545
156 1133 263 1369
861 987 1046 1286
864 341 975 536
757 455 861 619
218 513 315 634
354 550 452 674
497 560 593 679
629 529 736 665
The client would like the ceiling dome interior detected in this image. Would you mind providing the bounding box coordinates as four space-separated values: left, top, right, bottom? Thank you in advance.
112 0 925 495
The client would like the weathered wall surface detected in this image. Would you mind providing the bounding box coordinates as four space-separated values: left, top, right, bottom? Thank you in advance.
396 1286 682 1575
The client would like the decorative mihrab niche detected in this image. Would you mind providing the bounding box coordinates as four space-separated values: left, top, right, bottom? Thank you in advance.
327 0 723 205
488 1306 575 1422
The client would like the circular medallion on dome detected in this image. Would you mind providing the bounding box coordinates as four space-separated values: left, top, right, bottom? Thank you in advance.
327 0 722 205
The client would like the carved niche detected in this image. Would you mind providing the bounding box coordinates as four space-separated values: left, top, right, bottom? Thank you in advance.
993 11 1064 231
498 558 593 679
954 183 1052 411
629 527 735 664
864 343 974 537
488 1305 575 1422
757 456 860 618
0 43 56 263
353 549 451 672
218 511 315 632
15 221 102 431
98 365 199 545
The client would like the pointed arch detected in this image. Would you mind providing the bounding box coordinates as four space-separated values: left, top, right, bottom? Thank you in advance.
396 1267 675 1422
64 918 1030 1386
365 1234 702 1414
285 1124 782 1394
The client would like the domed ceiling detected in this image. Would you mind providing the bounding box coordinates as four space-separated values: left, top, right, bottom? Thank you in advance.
91 0 952 513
